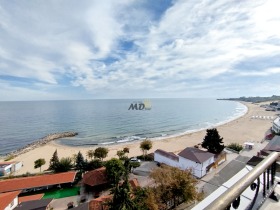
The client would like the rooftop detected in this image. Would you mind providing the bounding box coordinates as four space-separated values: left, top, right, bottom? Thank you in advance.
18 193 44 203
178 147 214 163
83 167 108 187
89 195 112 210
15 198 53 210
129 178 139 190
0 171 77 193
0 162 13 168
0 190 21 210
262 136 280 152
154 149 179 162
273 117 280 126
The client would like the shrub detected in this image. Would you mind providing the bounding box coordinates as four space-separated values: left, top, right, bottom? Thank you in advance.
137 154 154 161
4 155 15 161
227 143 243 152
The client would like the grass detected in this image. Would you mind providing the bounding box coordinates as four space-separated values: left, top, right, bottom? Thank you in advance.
227 143 243 152
42 186 80 199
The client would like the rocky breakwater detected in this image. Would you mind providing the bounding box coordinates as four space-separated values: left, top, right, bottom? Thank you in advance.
7 131 78 157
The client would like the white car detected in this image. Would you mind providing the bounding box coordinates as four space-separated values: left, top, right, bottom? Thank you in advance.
130 157 141 162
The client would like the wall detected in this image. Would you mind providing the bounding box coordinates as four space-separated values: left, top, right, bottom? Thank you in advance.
179 156 214 178
0 164 12 176
13 162 23 172
4 196 18 210
154 153 180 168
272 118 280 133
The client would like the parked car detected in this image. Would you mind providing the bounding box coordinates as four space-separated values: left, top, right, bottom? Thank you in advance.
130 157 141 162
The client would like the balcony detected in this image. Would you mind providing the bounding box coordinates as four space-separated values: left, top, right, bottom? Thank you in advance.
192 152 279 210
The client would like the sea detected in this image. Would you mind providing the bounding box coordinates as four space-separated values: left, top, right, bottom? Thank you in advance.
0 99 247 156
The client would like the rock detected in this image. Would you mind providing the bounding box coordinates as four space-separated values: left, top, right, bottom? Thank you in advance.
5 132 78 158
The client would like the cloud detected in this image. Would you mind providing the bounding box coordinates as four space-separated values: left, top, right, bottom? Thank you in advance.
1 0 280 100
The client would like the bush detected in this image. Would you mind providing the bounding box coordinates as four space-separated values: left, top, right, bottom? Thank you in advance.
227 143 243 152
4 155 15 161
137 154 154 161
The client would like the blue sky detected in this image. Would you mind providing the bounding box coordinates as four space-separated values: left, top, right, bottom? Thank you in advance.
0 0 280 101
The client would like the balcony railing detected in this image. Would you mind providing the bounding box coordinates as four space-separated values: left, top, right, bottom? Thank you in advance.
198 152 279 210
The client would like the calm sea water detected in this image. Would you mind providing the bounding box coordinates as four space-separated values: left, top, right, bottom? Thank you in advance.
0 99 247 155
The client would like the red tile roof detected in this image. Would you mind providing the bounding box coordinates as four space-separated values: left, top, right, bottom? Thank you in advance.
83 167 108 187
129 178 139 190
155 149 179 162
89 195 112 210
0 190 21 210
18 194 44 203
0 171 76 193
178 147 214 163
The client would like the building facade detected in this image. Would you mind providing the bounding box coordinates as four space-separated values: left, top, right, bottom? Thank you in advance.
154 147 215 178
272 117 280 134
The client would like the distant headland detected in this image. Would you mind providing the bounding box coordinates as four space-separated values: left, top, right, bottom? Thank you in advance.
217 95 280 103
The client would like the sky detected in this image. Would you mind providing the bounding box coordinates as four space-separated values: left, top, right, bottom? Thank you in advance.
0 0 280 101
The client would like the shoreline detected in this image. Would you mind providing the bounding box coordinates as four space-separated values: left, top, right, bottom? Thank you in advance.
1 100 247 158
2 132 78 158
50 101 248 150
1 101 276 174
1 101 248 158
54 101 248 149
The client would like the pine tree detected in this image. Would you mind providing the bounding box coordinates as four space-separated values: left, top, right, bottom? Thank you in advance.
201 128 224 154
75 151 85 172
49 150 59 171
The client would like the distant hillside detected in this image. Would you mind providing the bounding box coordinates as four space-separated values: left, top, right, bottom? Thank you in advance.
217 95 280 103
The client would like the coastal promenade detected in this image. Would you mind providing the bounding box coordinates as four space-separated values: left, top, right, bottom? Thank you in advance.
0 102 276 175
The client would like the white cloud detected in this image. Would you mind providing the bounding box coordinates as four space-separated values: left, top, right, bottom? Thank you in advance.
1 0 280 100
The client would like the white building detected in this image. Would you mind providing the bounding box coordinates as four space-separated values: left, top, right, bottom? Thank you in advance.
0 191 20 210
154 149 180 167
272 117 280 134
154 147 215 178
0 162 23 177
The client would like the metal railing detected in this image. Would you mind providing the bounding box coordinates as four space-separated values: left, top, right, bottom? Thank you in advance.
206 152 279 210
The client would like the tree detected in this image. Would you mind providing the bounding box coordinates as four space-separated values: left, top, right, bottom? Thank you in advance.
49 150 59 171
34 158 46 172
117 147 130 160
123 147 129 154
75 151 86 172
87 149 95 160
108 180 137 210
201 128 225 154
54 157 73 173
107 159 139 210
133 188 159 210
140 140 152 160
84 159 103 171
105 158 125 185
71 154 77 162
94 147 109 160
150 165 203 208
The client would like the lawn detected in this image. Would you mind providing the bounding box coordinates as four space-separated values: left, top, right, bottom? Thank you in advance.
42 186 80 199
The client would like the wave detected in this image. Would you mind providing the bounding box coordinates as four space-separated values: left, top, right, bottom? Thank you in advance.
60 102 249 147
149 102 248 141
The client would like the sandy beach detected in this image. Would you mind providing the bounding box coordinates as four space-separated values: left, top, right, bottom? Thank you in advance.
1 102 277 175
